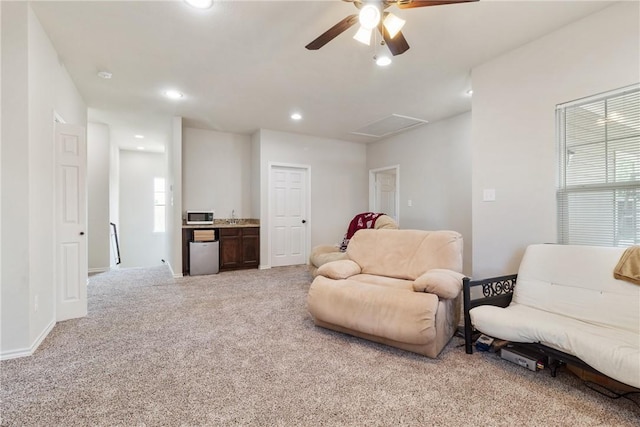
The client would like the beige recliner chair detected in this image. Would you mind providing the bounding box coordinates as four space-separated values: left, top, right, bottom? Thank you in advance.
308 213 397 277
308 229 464 358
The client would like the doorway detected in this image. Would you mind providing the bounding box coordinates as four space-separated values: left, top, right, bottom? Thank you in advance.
369 165 399 224
55 122 88 321
118 149 166 268
269 164 310 267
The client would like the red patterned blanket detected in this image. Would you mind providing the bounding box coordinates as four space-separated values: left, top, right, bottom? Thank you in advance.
339 212 384 251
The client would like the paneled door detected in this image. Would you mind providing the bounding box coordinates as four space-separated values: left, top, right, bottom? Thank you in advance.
55 123 88 321
270 165 308 267
376 171 397 219
370 165 399 224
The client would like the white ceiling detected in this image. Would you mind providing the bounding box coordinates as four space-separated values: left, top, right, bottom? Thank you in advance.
31 0 613 152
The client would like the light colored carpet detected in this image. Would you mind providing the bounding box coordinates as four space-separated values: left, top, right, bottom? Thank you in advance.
1 265 638 426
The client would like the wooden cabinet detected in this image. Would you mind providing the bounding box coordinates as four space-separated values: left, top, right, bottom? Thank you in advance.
182 226 260 275
219 227 260 271
240 227 259 268
219 228 242 270
182 228 195 276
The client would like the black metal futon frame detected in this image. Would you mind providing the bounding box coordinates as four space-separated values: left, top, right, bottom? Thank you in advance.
462 274 613 379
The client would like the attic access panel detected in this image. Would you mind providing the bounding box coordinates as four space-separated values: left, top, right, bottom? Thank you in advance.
351 114 428 138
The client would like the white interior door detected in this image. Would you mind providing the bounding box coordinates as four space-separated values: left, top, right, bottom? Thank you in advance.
270 165 308 267
376 172 397 218
370 166 399 223
55 123 88 321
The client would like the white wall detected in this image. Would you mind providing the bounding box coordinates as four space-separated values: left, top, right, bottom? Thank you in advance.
87 122 111 272
166 117 183 276
1 2 86 358
1 1 30 354
28 2 86 345
471 2 640 278
119 150 166 268
109 129 120 267
367 113 472 275
257 129 368 268
182 127 251 220
250 131 261 220
0 1 3 359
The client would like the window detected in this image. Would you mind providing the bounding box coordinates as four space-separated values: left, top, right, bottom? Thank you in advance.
154 177 166 233
557 84 640 247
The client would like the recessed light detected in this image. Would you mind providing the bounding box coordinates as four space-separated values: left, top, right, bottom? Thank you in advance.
97 71 112 79
291 113 302 120
164 90 184 100
134 134 144 139
375 55 391 67
137 146 145 150
466 89 474 96
185 0 213 9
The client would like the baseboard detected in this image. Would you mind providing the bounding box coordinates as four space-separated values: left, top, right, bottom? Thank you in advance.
88 267 109 275
0 318 56 361
259 264 271 270
166 261 183 278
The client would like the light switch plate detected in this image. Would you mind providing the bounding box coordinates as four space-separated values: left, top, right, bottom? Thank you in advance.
483 189 496 202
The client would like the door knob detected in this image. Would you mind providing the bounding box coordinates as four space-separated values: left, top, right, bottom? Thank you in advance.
302 220 307 224
80 231 85 236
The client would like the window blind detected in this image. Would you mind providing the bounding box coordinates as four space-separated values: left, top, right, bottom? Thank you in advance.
557 85 640 247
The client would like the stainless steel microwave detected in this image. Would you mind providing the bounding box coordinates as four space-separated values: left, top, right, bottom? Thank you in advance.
186 210 214 225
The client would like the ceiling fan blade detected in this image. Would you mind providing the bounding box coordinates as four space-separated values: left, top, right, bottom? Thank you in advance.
379 24 410 56
306 14 359 50
396 0 478 9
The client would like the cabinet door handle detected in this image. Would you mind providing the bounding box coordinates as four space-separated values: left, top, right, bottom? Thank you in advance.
301 220 306 224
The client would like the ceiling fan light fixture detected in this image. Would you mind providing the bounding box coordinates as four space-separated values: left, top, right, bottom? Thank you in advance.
383 13 406 39
353 26 372 45
359 4 381 30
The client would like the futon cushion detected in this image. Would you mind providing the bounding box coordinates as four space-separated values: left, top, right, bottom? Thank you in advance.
470 303 640 388
514 244 637 333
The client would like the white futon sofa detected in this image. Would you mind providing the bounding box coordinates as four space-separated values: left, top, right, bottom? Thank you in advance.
463 244 640 389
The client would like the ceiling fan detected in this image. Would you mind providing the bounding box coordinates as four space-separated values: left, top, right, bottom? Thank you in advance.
306 0 478 56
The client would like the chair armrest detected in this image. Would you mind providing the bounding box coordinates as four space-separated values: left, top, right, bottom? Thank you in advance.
316 259 362 279
310 244 341 257
413 269 465 299
463 274 517 355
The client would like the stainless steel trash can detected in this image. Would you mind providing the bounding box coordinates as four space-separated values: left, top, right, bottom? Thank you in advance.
189 241 219 275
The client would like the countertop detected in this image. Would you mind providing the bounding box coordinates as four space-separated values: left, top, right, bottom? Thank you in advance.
183 219 260 229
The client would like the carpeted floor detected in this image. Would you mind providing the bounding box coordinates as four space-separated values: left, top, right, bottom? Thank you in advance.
1 265 638 426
